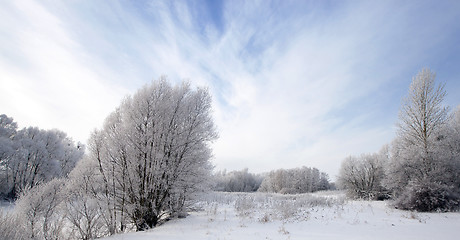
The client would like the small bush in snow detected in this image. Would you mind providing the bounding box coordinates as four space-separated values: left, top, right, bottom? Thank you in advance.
337 150 388 200
15 178 66 240
394 180 460 212
234 195 256 217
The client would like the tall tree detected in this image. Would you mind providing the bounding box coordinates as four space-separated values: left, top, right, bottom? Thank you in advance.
386 68 459 211
397 68 448 174
85 78 218 231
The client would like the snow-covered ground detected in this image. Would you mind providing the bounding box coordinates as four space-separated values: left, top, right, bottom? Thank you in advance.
104 191 460 240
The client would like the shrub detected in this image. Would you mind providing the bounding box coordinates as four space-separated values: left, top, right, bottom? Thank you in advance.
394 180 460 212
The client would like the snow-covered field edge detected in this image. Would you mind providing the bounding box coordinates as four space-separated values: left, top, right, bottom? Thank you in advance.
104 191 460 240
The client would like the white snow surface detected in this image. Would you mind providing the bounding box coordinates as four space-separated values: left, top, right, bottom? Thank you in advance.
104 191 460 240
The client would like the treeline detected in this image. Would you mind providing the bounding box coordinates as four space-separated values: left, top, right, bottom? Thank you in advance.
338 69 460 212
213 166 332 194
259 167 331 194
213 168 263 192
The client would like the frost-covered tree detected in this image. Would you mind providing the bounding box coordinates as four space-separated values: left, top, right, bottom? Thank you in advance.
83 78 217 231
0 114 17 138
11 127 83 197
63 157 109 239
0 114 18 196
0 115 84 199
397 68 448 173
385 68 459 211
437 106 460 180
337 149 388 200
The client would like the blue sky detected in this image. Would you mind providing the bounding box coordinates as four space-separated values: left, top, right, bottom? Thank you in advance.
1 0 460 179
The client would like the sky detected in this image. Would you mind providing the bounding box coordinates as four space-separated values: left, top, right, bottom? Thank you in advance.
1 0 460 180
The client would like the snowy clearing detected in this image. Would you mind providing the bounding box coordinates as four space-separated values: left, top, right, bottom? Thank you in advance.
104 191 460 240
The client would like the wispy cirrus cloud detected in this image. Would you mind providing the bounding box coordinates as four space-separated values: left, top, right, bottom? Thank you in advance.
1 0 460 178
0 1 130 142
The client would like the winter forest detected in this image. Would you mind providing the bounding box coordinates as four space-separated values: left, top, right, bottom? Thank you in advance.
1 69 460 239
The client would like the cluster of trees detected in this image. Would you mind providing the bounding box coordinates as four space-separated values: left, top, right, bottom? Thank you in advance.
258 166 331 194
338 69 460 212
0 79 218 239
213 168 264 192
0 114 84 199
212 166 331 194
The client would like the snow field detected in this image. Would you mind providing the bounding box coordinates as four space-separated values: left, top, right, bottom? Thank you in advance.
105 191 460 240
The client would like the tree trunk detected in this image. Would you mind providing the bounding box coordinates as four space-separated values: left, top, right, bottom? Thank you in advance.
134 204 158 231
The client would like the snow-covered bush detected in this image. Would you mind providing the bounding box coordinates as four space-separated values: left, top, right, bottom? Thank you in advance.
15 178 66 239
337 150 388 200
234 195 257 217
62 157 112 239
394 179 459 212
